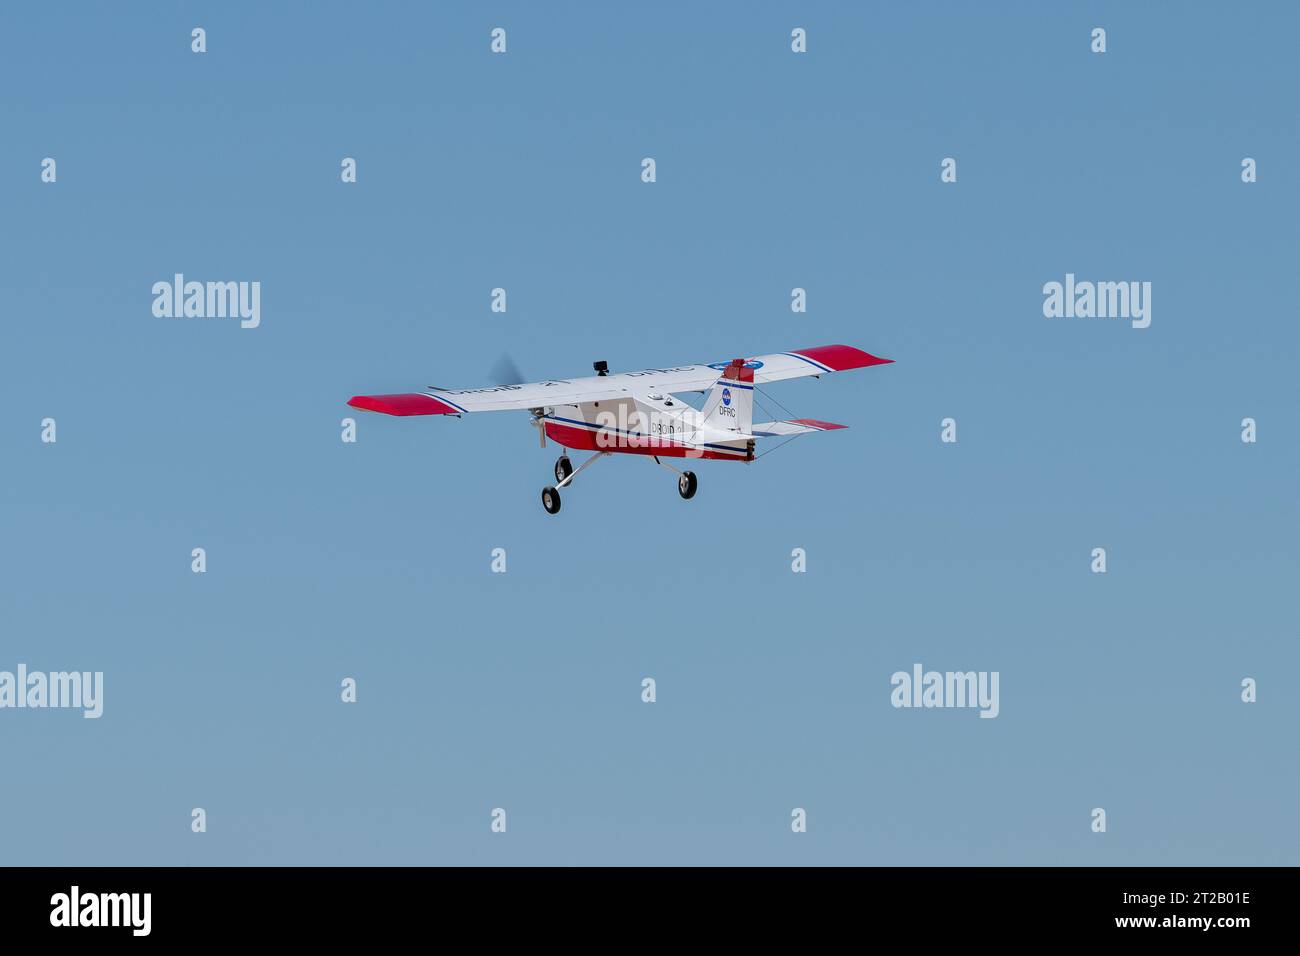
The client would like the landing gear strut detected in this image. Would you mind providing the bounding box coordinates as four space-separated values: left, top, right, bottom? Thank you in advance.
540 452 609 515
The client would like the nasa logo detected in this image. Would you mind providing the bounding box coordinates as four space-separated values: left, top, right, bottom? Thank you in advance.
721 388 731 406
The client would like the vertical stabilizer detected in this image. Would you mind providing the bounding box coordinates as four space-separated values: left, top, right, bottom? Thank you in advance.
699 358 754 434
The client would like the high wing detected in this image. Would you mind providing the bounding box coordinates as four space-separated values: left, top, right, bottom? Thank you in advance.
348 344 891 416
346 382 631 416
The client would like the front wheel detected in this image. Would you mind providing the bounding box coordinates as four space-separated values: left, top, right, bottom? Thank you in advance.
541 486 562 514
677 471 697 500
554 456 573 484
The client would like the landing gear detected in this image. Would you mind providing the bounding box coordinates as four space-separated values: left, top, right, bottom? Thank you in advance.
677 471 698 500
541 453 701 513
539 452 609 514
653 456 698 501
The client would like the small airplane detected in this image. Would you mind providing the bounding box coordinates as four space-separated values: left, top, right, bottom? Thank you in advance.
348 344 893 514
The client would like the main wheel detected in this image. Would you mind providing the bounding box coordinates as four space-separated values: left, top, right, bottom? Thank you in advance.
541 486 562 514
554 456 573 484
677 471 697 500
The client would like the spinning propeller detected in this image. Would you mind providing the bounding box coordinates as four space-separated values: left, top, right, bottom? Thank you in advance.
490 354 547 447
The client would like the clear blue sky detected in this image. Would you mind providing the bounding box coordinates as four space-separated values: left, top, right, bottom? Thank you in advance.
2 2 1296 865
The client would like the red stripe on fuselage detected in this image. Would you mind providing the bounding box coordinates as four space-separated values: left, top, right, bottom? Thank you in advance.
544 422 750 461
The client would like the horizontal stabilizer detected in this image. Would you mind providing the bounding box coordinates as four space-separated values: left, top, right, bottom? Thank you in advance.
752 418 848 437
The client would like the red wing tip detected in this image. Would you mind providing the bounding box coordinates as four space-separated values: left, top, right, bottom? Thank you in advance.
347 393 459 416
792 345 893 370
